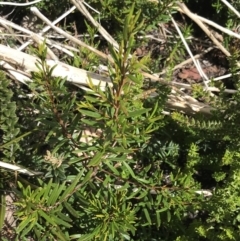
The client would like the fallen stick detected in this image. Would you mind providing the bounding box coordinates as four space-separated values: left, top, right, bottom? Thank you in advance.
0 44 111 89
0 44 214 115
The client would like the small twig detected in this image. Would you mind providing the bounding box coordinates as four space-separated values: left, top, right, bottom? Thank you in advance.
196 15 240 40
220 0 240 18
70 0 119 51
0 161 42 176
158 47 215 76
31 7 113 63
0 17 75 57
18 6 76 51
82 0 101 23
0 22 24 45
177 2 231 57
158 23 168 39
137 34 166 43
0 0 42 6
0 16 36 37
196 59 210 90
0 61 32 83
170 14 212 93
172 81 237 94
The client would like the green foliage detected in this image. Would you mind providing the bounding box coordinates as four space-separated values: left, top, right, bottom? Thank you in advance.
0 72 19 231
0 71 20 162
91 0 177 37
68 21 101 71
10 5 199 240
15 172 85 240
3 1 240 241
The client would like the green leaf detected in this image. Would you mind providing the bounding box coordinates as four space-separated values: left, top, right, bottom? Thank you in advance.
84 95 99 103
17 216 35 234
149 101 159 119
63 201 79 218
143 208 152 225
167 211 171 222
88 151 104 166
127 74 141 84
103 175 111 186
108 45 121 67
126 188 141 199
77 231 96 241
0 129 37 149
34 187 45 202
81 169 93 185
0 194 6 231
122 161 136 178
57 211 72 222
20 217 37 238
156 211 161 228
134 177 150 184
156 207 168 213
42 179 53 201
137 190 148 199
116 182 130 191
53 214 72 228
47 182 65 206
78 109 101 118
105 161 120 175
128 109 149 118
59 172 83 202
39 210 56 226
51 226 70 241
120 232 131 240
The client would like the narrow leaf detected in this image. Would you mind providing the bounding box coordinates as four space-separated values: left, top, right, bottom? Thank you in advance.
63 201 79 218
78 109 101 118
39 210 56 226
54 214 72 228
123 161 135 178
143 208 152 224
0 195 6 230
88 151 104 166
156 211 161 228
59 172 83 202
128 109 149 118
167 211 171 222
156 207 168 213
0 129 37 149
105 161 120 175
47 182 65 206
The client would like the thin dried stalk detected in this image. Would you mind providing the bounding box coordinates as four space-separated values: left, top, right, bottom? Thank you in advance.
71 0 119 50
177 2 230 57
31 7 113 62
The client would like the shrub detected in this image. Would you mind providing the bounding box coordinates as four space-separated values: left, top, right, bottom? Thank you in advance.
2 1 240 241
